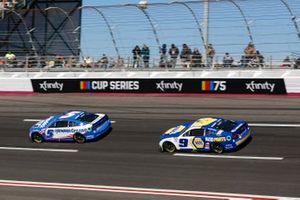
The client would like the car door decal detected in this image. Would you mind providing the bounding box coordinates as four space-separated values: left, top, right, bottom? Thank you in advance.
192 137 204 149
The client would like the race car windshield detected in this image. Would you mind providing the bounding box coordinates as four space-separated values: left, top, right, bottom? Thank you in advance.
213 119 237 131
76 113 98 123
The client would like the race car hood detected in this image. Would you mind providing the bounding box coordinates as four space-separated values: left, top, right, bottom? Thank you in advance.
160 122 192 140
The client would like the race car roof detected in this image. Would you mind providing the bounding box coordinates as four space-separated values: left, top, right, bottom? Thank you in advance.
59 111 86 121
190 117 220 128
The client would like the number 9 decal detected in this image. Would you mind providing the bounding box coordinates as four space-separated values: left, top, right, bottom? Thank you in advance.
179 139 188 147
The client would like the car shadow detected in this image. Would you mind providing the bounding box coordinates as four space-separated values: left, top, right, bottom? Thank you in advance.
89 127 113 143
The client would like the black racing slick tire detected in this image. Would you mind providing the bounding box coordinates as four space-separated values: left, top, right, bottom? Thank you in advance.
163 142 176 153
73 133 86 144
31 133 43 143
211 142 224 154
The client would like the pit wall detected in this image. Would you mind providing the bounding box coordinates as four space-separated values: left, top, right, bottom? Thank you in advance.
0 70 299 94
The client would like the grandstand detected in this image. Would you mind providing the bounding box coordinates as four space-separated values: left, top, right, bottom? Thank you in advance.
0 0 82 57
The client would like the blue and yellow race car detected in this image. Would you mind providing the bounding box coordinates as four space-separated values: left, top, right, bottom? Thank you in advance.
29 111 111 143
159 117 251 153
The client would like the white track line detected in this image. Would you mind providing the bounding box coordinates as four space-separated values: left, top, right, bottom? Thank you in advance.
249 123 300 128
0 147 78 153
174 153 284 161
23 119 41 122
0 179 298 200
23 119 116 123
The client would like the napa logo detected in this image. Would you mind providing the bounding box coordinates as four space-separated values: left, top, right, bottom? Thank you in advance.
201 80 227 92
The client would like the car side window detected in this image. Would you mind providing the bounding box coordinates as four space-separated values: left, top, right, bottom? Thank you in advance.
183 132 190 137
190 129 205 137
49 122 56 128
55 120 69 128
206 129 216 135
69 121 79 127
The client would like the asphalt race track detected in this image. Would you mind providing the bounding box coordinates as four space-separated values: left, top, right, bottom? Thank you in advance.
0 95 299 199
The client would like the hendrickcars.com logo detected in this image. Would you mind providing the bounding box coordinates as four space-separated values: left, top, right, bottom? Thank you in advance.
201 80 226 92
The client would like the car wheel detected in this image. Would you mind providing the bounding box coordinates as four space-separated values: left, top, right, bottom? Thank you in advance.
211 142 224 154
73 133 86 144
163 142 176 153
31 133 43 143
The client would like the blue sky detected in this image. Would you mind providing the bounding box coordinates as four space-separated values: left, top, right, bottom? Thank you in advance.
81 0 300 62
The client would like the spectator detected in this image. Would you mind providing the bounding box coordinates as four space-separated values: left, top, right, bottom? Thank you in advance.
191 48 202 68
66 56 77 68
283 56 290 62
45 60 55 69
244 42 256 64
168 44 179 68
223 52 234 67
132 45 141 68
294 57 300 69
99 54 109 69
55 55 65 68
256 50 264 68
207 44 215 68
28 54 38 68
83 56 93 68
5 51 16 67
141 44 150 68
159 44 168 67
180 44 192 67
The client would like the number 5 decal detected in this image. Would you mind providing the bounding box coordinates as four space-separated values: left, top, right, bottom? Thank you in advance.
179 139 188 147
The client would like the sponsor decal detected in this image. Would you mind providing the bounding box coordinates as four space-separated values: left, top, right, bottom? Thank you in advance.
192 138 204 149
80 80 139 91
225 144 234 149
206 137 226 142
246 81 275 93
156 81 183 92
226 136 232 141
31 78 286 94
39 81 63 92
214 137 226 142
205 142 210 149
201 80 226 92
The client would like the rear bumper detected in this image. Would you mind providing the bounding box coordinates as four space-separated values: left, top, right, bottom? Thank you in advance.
86 120 112 140
235 130 251 146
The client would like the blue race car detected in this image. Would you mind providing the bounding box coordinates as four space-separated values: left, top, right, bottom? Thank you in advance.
29 111 112 143
159 117 251 153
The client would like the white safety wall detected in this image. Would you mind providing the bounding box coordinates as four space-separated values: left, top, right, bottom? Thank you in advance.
0 70 299 93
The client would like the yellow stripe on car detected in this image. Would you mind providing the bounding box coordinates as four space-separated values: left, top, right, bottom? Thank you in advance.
191 118 217 128
165 125 185 134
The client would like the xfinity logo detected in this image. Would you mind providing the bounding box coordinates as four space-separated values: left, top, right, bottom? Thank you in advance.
246 81 275 92
156 81 183 92
39 81 64 91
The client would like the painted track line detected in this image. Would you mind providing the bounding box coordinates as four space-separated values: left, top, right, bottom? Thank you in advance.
23 119 41 122
249 123 300 128
0 147 78 153
0 180 298 200
173 153 284 161
23 119 116 123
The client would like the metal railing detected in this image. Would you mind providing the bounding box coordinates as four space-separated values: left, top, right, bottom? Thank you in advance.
0 54 299 72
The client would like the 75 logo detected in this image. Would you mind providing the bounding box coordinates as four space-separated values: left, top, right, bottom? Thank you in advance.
201 80 227 91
